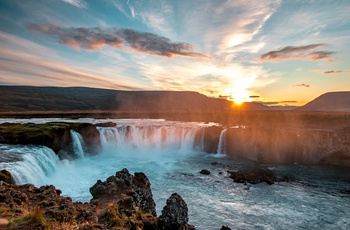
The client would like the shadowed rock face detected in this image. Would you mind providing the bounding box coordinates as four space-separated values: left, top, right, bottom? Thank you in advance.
0 170 13 184
159 193 194 230
228 168 277 185
90 168 157 216
225 127 350 166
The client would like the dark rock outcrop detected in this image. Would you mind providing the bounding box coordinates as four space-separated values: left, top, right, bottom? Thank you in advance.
202 126 223 153
158 193 195 230
199 169 211 175
0 169 197 229
0 170 13 184
228 168 277 185
90 168 156 216
220 226 232 230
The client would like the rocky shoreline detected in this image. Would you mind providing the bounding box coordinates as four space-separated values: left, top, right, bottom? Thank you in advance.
0 168 197 230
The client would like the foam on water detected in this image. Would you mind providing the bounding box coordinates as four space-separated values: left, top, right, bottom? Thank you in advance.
1 118 350 229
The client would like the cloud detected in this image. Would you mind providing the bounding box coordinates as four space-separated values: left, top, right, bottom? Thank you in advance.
309 69 350 74
62 0 87 9
261 100 298 105
249 95 260 98
293 84 310 87
0 32 139 90
259 44 335 62
323 70 350 74
28 24 208 59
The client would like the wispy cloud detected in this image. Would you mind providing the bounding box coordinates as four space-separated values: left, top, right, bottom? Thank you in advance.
323 70 349 74
293 84 310 88
259 44 335 62
136 57 275 100
0 32 138 89
111 0 174 35
62 0 87 9
28 24 208 59
309 69 350 74
261 100 298 106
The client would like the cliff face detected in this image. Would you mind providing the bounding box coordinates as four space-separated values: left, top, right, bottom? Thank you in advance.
225 127 350 166
0 122 103 158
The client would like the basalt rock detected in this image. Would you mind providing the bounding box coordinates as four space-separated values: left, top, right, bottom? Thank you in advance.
158 193 195 230
0 169 198 229
228 168 277 185
90 168 157 216
0 170 13 184
199 169 211 175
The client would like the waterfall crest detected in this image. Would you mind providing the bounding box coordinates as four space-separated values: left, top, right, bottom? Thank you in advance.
70 130 86 159
98 125 204 153
217 129 227 154
0 144 60 185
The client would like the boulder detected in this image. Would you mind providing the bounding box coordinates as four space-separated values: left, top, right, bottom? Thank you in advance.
220 226 231 230
90 168 156 216
199 169 211 175
0 170 13 184
158 193 195 230
228 168 276 185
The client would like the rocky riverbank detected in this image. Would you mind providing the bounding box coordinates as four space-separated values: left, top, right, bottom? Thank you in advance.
0 169 196 230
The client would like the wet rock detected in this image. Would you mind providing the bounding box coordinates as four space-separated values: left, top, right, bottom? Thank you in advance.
199 169 211 175
202 126 222 153
158 193 195 230
220 226 231 230
90 168 156 216
0 170 13 184
0 169 196 229
96 122 117 127
228 168 277 185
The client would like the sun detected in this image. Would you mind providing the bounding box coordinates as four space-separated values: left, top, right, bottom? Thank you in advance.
224 88 251 105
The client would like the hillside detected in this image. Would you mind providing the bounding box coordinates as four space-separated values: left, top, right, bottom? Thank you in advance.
296 91 350 112
0 86 236 112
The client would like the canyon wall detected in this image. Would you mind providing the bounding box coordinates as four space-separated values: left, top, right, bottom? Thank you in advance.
225 127 350 166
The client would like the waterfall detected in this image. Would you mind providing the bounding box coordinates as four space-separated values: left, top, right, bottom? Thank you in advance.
97 125 203 153
70 130 86 159
0 144 60 185
217 129 227 154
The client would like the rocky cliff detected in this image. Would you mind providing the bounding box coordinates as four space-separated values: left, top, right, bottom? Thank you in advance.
225 127 350 166
0 169 195 230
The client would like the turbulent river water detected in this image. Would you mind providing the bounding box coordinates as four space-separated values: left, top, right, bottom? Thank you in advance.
1 118 350 229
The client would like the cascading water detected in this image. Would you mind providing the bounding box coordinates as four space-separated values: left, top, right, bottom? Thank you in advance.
98 124 203 153
217 128 227 154
0 144 60 185
1 118 349 230
70 130 86 159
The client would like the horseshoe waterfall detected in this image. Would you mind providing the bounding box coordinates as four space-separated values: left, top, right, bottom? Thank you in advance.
0 119 349 229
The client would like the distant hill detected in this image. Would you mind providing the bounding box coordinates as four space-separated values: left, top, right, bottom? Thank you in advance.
296 91 350 112
0 86 237 113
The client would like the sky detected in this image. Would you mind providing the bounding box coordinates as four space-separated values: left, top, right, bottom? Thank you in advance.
0 0 349 106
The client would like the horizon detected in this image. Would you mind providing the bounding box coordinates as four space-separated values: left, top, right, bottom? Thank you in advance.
1 0 350 106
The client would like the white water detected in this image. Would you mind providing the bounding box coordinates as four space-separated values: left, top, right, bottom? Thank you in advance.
217 129 227 155
1 119 350 229
70 130 86 159
0 144 60 185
